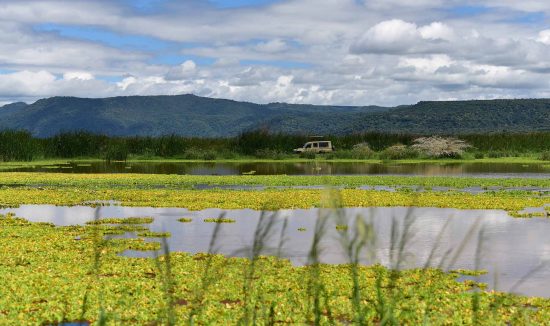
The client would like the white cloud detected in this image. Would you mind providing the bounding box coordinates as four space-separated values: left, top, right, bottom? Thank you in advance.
1 0 550 106
536 30 550 45
254 39 289 53
63 72 94 81
419 22 455 41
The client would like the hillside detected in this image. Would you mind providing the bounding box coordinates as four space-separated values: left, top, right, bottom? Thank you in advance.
0 95 548 137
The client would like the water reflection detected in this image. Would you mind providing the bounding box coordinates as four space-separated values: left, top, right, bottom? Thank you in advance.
7 161 550 177
1 205 549 297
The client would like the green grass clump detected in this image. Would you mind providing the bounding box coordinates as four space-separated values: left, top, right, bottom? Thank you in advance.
297 227 306 232
450 269 489 276
177 217 193 223
137 231 171 238
335 224 348 231
85 217 154 225
509 211 548 218
203 218 236 223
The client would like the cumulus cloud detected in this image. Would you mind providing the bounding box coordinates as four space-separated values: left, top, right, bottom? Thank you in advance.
1 0 550 106
165 60 198 80
536 30 550 45
63 72 94 81
350 19 455 54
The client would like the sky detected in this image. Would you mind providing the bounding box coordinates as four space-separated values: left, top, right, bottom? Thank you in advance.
1 0 550 106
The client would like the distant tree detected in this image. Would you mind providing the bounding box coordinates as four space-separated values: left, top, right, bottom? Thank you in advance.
412 136 471 158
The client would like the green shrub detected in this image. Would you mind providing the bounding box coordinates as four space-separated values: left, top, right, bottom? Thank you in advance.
254 149 286 160
540 151 550 161
0 130 37 162
351 142 375 159
104 141 129 162
379 144 418 160
299 151 316 159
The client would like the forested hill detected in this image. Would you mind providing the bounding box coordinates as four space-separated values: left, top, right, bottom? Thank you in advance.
0 95 548 137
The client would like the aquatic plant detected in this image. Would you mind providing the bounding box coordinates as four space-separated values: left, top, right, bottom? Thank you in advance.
203 218 236 223
1 209 550 324
137 231 171 238
85 217 154 225
177 217 193 223
335 224 348 231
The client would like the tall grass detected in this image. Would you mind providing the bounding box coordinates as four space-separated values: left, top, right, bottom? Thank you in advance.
0 130 38 161
0 129 549 161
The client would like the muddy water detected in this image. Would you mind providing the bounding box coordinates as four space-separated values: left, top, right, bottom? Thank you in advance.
1 205 549 297
6 161 550 177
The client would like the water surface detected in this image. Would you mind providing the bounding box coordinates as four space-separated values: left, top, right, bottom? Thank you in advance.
6 161 550 178
2 204 550 298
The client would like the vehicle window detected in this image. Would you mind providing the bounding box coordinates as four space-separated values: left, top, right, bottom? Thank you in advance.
313 143 319 148
320 142 329 148
305 143 312 149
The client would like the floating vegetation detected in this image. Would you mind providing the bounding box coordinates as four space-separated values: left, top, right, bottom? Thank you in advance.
85 217 154 225
509 211 548 218
335 224 348 231
297 227 306 232
137 231 171 238
450 269 489 276
85 224 150 235
2 172 550 190
0 216 549 325
0 186 548 213
203 218 236 223
177 217 193 223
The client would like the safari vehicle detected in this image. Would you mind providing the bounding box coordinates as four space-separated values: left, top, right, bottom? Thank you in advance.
293 140 334 154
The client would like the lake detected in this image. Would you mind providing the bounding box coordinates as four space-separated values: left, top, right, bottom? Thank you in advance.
7 161 550 178
2 204 549 298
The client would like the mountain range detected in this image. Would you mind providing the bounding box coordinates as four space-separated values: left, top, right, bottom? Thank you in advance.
0 95 548 137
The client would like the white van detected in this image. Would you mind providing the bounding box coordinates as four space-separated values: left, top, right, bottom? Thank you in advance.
293 141 334 154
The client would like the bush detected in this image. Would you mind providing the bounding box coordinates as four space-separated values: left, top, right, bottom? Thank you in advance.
540 151 550 161
411 136 471 158
379 144 418 160
0 130 37 162
254 149 286 160
351 143 375 159
487 150 519 158
299 151 316 159
104 141 129 162
474 152 485 159
182 148 217 160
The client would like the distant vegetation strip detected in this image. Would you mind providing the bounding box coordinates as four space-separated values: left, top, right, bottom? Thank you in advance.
1 173 549 189
1 129 549 162
0 188 547 212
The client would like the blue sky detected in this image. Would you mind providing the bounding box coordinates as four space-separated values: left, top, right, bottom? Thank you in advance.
1 0 550 106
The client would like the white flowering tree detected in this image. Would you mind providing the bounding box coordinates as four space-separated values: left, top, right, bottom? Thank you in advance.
412 136 471 158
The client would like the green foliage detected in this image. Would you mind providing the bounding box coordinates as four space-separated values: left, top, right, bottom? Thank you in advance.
299 151 316 159
540 151 550 161
0 127 549 160
203 218 236 223
0 130 37 162
104 140 128 162
380 144 418 160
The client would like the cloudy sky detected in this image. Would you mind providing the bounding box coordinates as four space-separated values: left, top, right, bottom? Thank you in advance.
1 0 550 106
